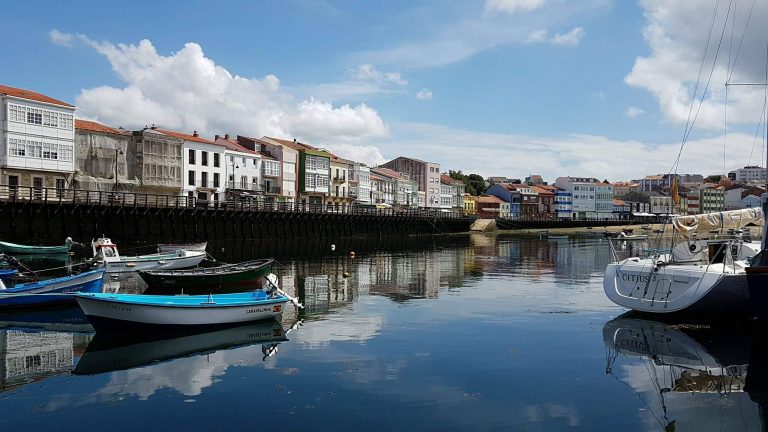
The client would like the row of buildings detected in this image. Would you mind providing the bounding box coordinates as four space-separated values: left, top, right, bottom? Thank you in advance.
0 84 465 211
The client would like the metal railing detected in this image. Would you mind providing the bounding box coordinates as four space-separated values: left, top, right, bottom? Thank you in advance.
0 184 470 218
226 182 261 192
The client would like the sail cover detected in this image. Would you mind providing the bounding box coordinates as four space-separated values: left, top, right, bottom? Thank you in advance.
672 208 763 239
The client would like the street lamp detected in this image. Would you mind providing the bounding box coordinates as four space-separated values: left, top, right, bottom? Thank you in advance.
230 161 239 189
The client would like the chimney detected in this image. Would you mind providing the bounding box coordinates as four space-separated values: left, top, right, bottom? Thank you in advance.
150 124 156 130
293 138 297 143
215 134 221 141
224 133 230 140
193 130 199 137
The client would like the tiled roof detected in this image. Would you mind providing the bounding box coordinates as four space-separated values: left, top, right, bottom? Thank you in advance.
477 195 503 204
263 136 316 151
0 84 74 107
75 119 130 135
372 167 402 179
612 199 626 205
155 129 215 144
531 185 554 195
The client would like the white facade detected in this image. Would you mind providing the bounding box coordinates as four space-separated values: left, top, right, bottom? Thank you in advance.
352 165 371 204
553 176 611 219
225 150 261 192
439 181 454 209
304 154 330 195
261 158 281 194
180 138 225 203
426 162 441 208
1 90 75 192
733 166 766 183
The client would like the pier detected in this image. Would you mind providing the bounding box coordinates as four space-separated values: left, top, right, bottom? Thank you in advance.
0 185 475 243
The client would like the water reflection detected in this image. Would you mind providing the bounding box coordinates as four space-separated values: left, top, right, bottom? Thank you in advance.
0 328 91 393
603 315 764 431
74 319 290 375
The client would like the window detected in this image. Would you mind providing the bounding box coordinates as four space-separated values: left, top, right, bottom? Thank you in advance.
201 151 208 166
189 149 196 165
335 185 340 196
213 173 220 188
188 170 195 186
306 174 316 189
43 111 58 127
8 138 25 156
55 178 65 197
240 175 247 188
26 108 42 125
9 104 24 122
201 172 208 187
253 159 257 167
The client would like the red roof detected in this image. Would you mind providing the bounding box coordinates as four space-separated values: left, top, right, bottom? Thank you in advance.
75 119 130 135
263 136 316 151
372 167 402 179
0 84 74 108
477 195 503 204
531 185 554 196
155 129 214 144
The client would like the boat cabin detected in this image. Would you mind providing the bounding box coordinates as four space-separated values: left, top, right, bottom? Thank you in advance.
92 237 121 263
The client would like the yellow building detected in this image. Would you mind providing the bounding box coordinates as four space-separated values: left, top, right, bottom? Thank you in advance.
463 193 476 215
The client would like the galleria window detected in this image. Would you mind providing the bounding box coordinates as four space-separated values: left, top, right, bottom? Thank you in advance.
8 104 72 129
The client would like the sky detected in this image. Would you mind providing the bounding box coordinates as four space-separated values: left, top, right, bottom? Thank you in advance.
2 0 768 183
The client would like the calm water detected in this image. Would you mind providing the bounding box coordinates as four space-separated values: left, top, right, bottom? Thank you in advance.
0 234 766 431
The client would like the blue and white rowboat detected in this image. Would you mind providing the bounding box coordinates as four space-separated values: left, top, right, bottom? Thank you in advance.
74 291 289 331
0 269 105 308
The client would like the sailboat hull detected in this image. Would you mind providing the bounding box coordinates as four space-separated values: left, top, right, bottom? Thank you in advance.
603 259 751 317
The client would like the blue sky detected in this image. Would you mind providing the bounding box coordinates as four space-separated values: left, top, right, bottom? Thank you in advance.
2 0 766 182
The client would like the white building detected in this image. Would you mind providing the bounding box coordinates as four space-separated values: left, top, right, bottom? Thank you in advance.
215 135 262 195
158 129 225 204
554 176 613 219
351 164 371 205
0 84 75 195
730 166 766 183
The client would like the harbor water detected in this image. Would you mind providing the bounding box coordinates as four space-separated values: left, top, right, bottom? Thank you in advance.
0 233 765 431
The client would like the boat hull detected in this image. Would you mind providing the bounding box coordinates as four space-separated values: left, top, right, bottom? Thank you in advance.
101 251 205 273
157 242 207 253
75 292 288 331
0 270 105 308
603 260 751 317
746 266 768 321
0 240 71 254
138 260 273 290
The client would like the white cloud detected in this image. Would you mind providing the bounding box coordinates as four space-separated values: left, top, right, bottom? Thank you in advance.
625 106 645 118
352 1 607 69
527 27 585 46
485 0 547 15
353 64 407 85
416 89 433 100
625 1 768 129
51 31 388 154
550 27 585 46
379 122 756 181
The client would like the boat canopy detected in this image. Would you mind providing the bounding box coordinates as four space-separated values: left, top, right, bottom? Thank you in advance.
672 208 763 239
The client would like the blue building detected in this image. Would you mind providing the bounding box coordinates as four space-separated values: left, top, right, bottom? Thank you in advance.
554 190 572 219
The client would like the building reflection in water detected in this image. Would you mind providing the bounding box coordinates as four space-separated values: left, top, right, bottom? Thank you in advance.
0 329 91 392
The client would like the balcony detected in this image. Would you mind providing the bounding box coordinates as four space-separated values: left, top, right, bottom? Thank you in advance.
226 181 261 192
190 180 220 189
333 176 346 183
262 185 280 194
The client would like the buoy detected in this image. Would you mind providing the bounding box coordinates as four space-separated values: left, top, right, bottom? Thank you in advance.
342 272 351 278
331 244 336 251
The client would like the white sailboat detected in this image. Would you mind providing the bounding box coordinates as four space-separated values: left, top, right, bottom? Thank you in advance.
92 237 206 273
603 207 763 315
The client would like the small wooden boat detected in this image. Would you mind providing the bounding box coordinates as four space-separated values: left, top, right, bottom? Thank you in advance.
138 258 274 290
157 242 207 253
616 232 648 240
0 237 74 254
92 237 205 273
0 269 105 308
74 290 289 331
73 319 287 375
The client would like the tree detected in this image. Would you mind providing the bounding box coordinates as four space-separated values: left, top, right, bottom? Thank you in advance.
448 170 486 195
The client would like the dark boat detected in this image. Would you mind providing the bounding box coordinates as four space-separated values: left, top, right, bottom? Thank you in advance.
138 258 274 291
747 249 768 320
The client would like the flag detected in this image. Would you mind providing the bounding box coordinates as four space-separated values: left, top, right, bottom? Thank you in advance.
671 176 680 207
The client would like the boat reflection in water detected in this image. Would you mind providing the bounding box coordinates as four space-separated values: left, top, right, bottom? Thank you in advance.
603 314 768 431
74 318 292 375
